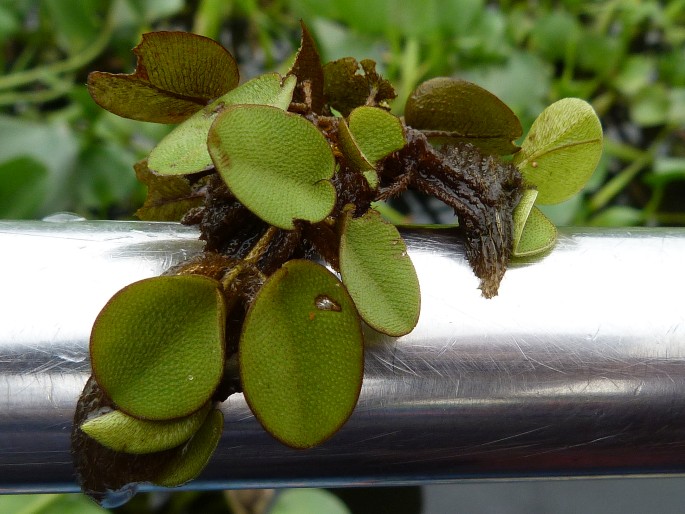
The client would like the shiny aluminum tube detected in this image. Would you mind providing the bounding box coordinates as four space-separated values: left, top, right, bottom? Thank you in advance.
1 218 685 494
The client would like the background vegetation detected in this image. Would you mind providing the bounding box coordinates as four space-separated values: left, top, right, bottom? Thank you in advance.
1 0 683 512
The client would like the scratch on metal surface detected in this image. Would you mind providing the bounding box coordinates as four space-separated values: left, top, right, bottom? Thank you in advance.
373 352 420 377
356 431 401 444
419 356 445 377
523 431 626 458
511 337 567 374
391 351 421 377
474 425 553 448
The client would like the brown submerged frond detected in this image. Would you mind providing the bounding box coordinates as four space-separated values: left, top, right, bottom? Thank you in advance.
380 128 523 297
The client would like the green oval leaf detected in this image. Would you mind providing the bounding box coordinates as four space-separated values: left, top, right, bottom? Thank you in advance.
208 105 336 229
513 206 557 257
404 77 522 155
337 107 406 189
80 403 211 454
240 260 364 449
148 74 296 176
88 32 239 123
90 275 225 421
347 106 406 164
339 207 420 337
513 98 603 204
154 408 224 487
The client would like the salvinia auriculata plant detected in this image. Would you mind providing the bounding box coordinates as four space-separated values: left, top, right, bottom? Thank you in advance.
72 24 603 504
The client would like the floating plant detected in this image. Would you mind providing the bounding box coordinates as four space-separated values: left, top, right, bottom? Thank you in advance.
73 23 602 504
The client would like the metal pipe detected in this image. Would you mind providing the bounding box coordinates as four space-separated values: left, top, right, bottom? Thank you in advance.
1 218 685 494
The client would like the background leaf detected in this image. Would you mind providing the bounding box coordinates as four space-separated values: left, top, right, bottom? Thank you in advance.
0 116 78 217
514 98 603 205
0 494 107 514
0 157 48 218
240 260 363 449
271 489 351 514
208 104 336 229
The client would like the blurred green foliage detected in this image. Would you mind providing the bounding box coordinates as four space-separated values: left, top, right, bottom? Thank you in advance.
1 0 684 226
1 0 684 512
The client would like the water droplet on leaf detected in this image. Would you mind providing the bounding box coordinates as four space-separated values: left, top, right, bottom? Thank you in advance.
315 295 341 312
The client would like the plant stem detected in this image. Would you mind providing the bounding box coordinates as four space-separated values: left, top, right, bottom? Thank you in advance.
219 226 279 292
244 225 279 264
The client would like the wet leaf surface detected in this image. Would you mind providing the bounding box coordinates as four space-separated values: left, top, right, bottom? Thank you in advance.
514 98 603 204
405 77 522 155
90 275 225 420
240 260 363 448
148 74 296 176
88 31 239 123
339 207 420 336
208 104 336 229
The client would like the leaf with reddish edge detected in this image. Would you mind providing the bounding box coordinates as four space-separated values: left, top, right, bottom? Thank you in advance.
240 260 363 449
339 206 420 336
90 275 225 421
288 21 325 113
208 104 336 230
148 73 296 176
88 31 239 123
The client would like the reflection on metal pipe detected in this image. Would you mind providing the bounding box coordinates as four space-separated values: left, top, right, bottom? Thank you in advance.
1 219 685 494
